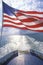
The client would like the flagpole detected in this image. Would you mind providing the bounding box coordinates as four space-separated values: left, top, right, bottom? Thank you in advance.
0 0 3 43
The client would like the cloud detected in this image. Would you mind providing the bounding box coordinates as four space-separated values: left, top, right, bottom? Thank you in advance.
3 0 43 11
0 0 2 9
2 27 20 35
31 0 43 11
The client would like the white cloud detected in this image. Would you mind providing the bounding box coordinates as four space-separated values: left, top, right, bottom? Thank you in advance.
2 27 20 35
3 0 43 11
0 0 2 9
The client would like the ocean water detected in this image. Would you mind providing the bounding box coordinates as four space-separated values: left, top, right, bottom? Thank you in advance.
0 35 43 59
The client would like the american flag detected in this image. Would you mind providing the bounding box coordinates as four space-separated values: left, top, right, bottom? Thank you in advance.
3 2 43 32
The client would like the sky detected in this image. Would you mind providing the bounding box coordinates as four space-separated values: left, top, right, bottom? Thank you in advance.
0 0 43 35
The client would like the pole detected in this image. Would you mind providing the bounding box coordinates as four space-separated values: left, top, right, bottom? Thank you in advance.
0 0 3 43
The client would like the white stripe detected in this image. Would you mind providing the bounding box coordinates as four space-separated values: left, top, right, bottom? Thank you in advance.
26 26 43 30
23 13 43 17
4 22 43 30
4 18 21 23
18 15 27 19
23 22 37 26
3 22 25 27
4 13 16 18
16 14 43 20
4 18 42 26
23 21 43 26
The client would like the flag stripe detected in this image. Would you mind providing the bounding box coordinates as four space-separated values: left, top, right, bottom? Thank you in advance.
25 11 43 14
15 11 43 17
31 16 43 20
3 21 43 30
4 15 18 20
25 23 43 28
15 12 43 19
20 17 38 22
3 24 27 30
4 15 43 26
4 13 16 18
3 22 25 27
23 21 43 26
3 24 43 32
4 18 43 28
3 20 22 25
4 18 21 23
19 10 43 14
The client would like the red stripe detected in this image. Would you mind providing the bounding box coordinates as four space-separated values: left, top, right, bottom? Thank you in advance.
25 23 43 28
25 11 43 14
20 18 38 22
16 13 43 20
3 24 43 32
16 11 43 20
3 15 18 20
3 19 43 28
3 20 22 25
15 12 23 16
4 20 43 28
3 24 27 30
32 16 43 20
4 14 43 22
19 10 43 14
